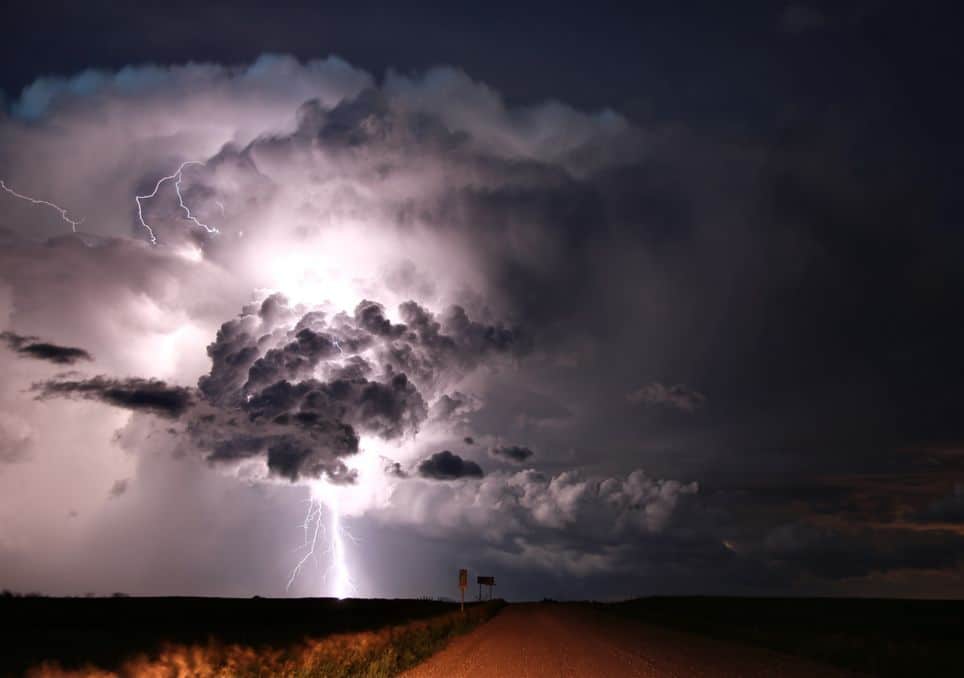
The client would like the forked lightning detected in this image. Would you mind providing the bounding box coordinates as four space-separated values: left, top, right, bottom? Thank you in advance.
136 160 219 244
287 480 357 599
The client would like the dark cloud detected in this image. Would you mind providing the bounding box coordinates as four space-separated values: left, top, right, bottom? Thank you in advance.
909 485 964 524
627 382 706 413
180 295 521 480
418 450 484 480
1 331 93 365
383 301 527 388
354 299 405 338
384 460 408 478
33 377 192 418
759 522 964 580
28 293 517 483
193 380 362 483
244 328 341 390
387 467 701 578
329 355 374 381
490 445 534 464
200 295 521 410
242 374 426 442
265 438 358 484
108 479 128 499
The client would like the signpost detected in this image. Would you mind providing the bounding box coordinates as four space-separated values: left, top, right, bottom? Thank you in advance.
458 568 468 613
477 575 496 601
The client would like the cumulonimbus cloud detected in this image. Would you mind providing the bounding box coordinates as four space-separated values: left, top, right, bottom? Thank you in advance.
35 294 524 484
0 53 721 591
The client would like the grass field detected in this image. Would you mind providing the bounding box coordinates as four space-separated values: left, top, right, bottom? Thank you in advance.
8 594 960 676
1 594 503 677
601 596 964 677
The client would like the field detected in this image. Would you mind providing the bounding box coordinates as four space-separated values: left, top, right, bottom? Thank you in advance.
0 594 503 677
601 596 964 677
5 595 962 677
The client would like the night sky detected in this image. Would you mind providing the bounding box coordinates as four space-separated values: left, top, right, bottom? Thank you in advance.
1 1 963 600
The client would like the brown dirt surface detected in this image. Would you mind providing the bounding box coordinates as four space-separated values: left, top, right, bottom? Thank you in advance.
402 603 858 678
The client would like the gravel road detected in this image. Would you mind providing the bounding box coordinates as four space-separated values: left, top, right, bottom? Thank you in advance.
403 603 855 677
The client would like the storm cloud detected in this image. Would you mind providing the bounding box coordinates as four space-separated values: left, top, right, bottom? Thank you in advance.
33 377 193 418
185 295 520 482
418 450 484 480
29 293 521 484
490 445 535 464
0 43 960 601
1 332 92 365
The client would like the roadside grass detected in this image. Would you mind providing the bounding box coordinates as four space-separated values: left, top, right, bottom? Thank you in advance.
25 601 504 678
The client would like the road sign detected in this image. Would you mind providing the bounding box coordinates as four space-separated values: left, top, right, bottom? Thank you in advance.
459 568 468 612
477 575 496 600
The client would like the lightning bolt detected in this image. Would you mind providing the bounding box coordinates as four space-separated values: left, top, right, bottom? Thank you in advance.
0 180 84 232
136 161 219 244
287 499 325 590
324 482 357 600
287 479 357 599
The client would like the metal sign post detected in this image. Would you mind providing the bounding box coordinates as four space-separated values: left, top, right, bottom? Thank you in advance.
477 575 495 601
458 568 468 613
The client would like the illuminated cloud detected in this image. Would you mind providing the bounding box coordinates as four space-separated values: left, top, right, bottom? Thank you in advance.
34 294 522 484
1 48 957 600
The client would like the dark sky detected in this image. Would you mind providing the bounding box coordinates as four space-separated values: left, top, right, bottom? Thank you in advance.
1 1 963 600
0 2 954 117
3 2 958 215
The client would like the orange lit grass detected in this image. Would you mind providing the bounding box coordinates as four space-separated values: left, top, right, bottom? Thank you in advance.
28 602 502 678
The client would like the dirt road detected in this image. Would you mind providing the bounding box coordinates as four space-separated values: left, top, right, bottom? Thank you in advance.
403 603 853 677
